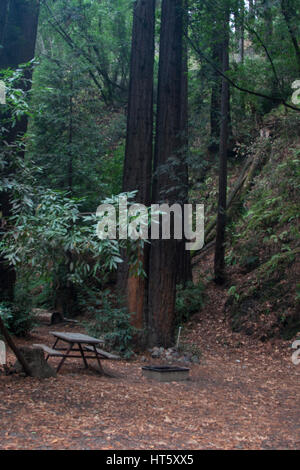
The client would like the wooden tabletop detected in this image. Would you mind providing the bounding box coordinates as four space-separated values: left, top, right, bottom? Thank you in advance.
50 331 104 345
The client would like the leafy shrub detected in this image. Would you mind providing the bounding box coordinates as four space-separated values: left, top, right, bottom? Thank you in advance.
0 156 146 310
0 301 35 337
0 270 36 337
175 281 205 325
82 290 137 358
227 285 240 302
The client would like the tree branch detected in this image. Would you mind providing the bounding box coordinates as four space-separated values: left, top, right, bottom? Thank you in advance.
43 0 124 104
187 33 300 113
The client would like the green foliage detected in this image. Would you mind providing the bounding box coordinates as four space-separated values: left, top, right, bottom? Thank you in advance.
0 303 13 333
82 290 137 358
0 298 35 338
227 285 240 302
223 110 300 340
0 155 146 309
230 123 300 270
258 249 299 279
0 62 35 131
29 53 126 210
175 281 205 325
38 0 132 104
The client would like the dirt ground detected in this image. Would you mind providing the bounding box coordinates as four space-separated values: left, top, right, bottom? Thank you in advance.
0 255 299 450
0 313 299 449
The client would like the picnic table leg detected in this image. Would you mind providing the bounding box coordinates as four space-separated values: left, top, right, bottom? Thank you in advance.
93 345 105 374
78 343 89 369
52 337 59 349
56 342 74 373
46 337 60 361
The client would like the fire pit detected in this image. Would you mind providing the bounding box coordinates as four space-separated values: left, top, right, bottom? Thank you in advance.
142 365 190 382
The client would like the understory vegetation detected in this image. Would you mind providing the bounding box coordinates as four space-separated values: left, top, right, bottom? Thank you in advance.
225 111 300 339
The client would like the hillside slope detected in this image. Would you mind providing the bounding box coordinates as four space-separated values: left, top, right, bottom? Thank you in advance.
193 109 300 342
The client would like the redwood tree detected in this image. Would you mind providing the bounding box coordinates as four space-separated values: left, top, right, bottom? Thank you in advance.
209 32 223 157
119 0 156 332
147 0 186 347
176 0 192 287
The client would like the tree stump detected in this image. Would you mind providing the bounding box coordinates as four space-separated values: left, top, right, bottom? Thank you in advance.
14 347 56 378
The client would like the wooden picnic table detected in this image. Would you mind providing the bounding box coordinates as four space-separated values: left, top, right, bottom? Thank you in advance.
34 331 106 374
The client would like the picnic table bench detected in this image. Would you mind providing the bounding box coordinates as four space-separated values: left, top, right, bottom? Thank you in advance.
84 345 120 360
33 331 120 375
33 344 66 357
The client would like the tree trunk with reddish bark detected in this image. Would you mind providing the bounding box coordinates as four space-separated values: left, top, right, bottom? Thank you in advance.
176 0 192 286
119 0 156 333
147 0 185 347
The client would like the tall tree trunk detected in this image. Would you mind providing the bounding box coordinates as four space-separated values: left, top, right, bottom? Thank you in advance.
238 0 245 64
234 1 245 116
0 1 9 46
147 0 184 347
177 0 192 286
120 0 156 331
0 0 40 301
262 0 273 43
68 76 73 194
0 0 40 70
214 4 230 285
209 34 223 157
56 75 78 318
261 0 280 112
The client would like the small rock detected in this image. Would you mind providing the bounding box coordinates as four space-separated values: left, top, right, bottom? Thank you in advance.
140 356 147 362
151 351 161 358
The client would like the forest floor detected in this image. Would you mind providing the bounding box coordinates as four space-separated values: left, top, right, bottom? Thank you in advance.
0 252 299 450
